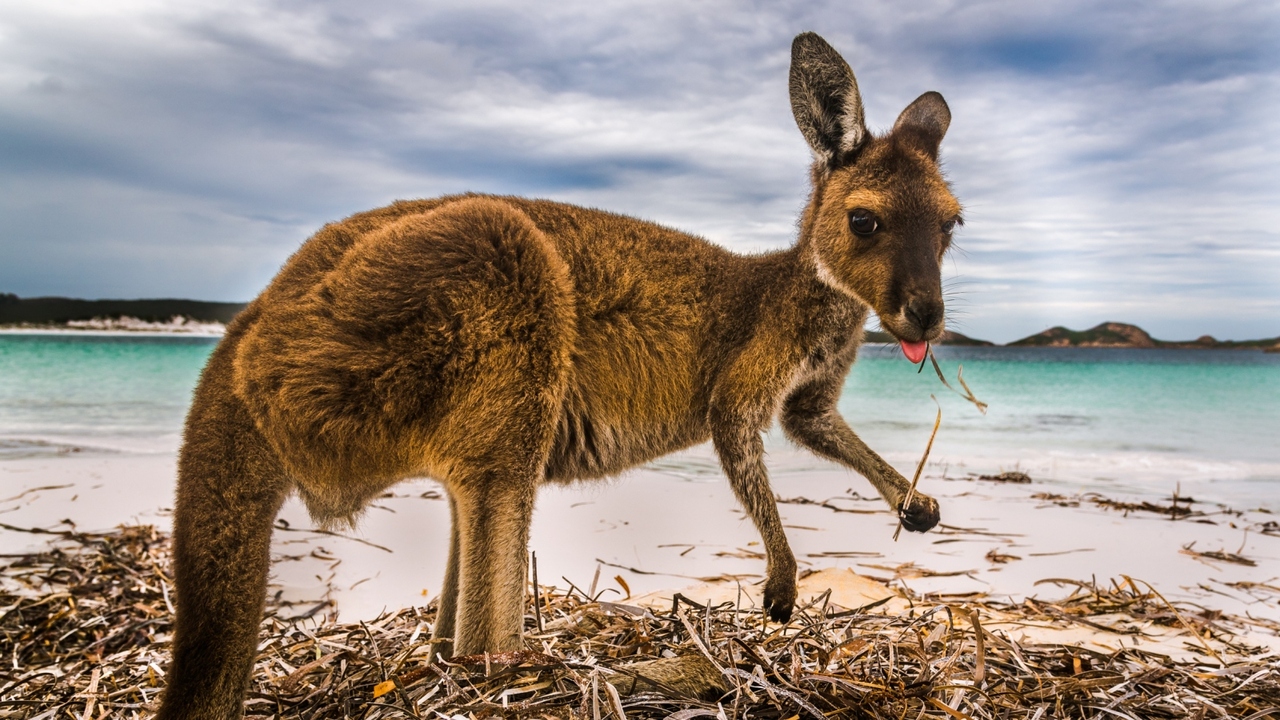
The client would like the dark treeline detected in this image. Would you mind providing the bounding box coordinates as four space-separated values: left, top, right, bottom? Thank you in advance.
0 294 247 325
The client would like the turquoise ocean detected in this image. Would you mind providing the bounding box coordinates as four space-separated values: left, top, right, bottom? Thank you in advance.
1 333 1277 510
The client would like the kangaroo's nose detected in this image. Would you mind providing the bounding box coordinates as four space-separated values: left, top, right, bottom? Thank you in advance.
904 298 944 337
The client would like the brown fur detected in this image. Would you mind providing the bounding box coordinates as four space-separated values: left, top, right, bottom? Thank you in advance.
159 32 960 719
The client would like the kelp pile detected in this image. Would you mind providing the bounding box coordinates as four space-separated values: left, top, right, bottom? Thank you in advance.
3 525 1278 719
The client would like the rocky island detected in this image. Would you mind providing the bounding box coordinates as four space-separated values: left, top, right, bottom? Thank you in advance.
864 321 1280 350
1009 321 1280 351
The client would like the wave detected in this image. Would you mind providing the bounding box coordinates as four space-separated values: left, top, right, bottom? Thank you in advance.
0 438 117 459
0 433 179 458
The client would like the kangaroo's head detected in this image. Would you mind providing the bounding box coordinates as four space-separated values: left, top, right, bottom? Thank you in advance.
790 32 961 360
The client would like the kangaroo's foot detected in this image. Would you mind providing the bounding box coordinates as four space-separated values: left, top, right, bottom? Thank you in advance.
899 492 940 533
762 564 798 623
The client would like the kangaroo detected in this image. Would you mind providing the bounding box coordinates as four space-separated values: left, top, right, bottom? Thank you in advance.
158 31 958 719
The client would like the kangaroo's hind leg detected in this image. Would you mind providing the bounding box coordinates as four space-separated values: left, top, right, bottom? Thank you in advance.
449 464 539 654
369 198 571 655
436 341 566 655
158 336 291 720
431 493 461 658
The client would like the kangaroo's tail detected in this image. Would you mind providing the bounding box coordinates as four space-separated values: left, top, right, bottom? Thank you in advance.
157 328 290 720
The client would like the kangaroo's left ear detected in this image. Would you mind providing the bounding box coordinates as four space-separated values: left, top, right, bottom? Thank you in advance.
892 91 951 159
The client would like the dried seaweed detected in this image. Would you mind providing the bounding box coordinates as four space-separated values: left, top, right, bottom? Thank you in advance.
976 472 1032 484
4 526 1279 719
1031 488 1228 521
1181 542 1257 567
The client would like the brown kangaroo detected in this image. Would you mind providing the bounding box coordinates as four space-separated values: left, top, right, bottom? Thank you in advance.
158 31 958 719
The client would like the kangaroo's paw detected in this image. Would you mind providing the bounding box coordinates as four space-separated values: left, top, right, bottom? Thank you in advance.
762 572 797 623
899 493 941 533
431 639 455 662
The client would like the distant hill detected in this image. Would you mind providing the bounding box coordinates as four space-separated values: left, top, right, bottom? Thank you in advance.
0 294 247 326
863 329 994 346
936 330 996 347
1010 322 1280 351
1009 322 1157 348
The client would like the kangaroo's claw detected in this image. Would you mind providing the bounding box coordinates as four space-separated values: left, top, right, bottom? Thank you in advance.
762 575 796 623
899 493 941 533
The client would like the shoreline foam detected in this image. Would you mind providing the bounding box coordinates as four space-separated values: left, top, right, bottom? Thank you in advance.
0 314 226 336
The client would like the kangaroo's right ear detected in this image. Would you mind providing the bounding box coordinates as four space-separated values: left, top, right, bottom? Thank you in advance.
789 32 868 169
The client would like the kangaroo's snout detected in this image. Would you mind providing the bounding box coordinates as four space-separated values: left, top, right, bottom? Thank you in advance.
879 292 946 346
904 297 945 340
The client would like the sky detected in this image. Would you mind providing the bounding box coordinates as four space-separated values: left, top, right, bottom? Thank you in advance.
0 0 1276 344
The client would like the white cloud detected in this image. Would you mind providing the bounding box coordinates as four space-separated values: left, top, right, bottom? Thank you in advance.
0 0 1275 342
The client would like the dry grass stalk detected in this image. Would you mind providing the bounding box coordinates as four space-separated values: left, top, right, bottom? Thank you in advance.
927 348 988 415
3 525 1279 719
894 396 942 542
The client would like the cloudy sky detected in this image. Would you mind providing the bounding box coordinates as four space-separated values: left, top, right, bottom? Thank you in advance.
1 0 1276 343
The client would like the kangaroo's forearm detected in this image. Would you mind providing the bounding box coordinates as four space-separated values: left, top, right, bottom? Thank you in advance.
782 408 912 507
783 392 942 534
711 423 794 570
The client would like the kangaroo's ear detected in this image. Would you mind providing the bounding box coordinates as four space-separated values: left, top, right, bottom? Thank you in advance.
789 32 868 168
892 91 950 159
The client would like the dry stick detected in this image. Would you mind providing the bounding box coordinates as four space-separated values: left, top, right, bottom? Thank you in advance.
894 396 942 542
968 610 986 684
1124 575 1224 666
927 696 975 720
676 609 726 674
272 521 393 554
0 484 74 504
531 551 543 633
78 667 100 720
928 347 988 415
588 562 602 600
602 679 628 720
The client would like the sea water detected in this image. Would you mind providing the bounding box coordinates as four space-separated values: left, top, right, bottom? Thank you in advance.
835 345 1280 510
1 333 1277 509
0 334 216 456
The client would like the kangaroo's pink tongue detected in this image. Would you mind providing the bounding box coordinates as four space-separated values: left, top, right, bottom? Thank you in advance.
900 340 928 364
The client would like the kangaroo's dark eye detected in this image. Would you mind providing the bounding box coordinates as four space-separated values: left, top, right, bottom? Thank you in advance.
941 219 956 235
848 209 879 236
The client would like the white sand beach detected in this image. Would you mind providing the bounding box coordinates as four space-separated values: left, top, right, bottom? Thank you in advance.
4 440 1277 656
0 318 227 337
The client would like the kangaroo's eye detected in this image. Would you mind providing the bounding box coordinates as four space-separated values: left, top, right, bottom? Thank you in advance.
848 209 879 236
942 216 963 236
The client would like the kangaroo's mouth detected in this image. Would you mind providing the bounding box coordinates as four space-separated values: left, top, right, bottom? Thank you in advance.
881 304 943 363
898 339 929 364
